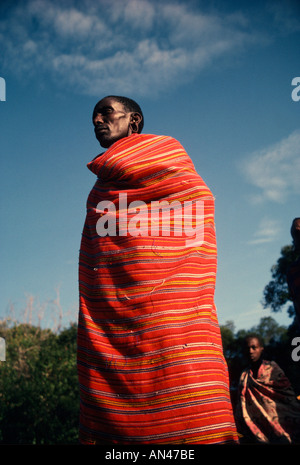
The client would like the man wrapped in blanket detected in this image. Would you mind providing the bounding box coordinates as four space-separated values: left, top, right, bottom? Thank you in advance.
77 96 238 445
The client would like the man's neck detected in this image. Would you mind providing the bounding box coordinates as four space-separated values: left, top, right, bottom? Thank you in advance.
250 357 263 379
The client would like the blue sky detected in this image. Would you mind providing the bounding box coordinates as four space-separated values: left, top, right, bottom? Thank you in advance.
0 0 299 331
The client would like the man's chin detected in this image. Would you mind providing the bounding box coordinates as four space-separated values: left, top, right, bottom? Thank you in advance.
96 135 111 148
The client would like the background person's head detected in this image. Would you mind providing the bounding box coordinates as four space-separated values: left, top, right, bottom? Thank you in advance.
291 218 300 252
92 96 144 148
244 335 264 363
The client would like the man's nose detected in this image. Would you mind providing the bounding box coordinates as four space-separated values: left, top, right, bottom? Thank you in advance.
94 113 104 124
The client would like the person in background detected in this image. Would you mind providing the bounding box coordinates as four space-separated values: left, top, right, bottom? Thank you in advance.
287 217 300 329
235 334 300 444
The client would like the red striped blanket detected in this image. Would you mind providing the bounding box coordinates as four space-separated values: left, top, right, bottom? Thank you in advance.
77 133 238 444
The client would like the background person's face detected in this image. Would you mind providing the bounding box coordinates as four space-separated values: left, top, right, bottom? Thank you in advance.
93 97 132 148
246 338 264 363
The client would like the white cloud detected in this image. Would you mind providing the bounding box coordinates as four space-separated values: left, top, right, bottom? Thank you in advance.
241 130 300 204
248 217 281 245
119 0 155 31
0 0 263 96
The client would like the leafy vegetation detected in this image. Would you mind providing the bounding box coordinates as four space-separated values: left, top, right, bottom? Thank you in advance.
263 244 299 317
0 320 79 444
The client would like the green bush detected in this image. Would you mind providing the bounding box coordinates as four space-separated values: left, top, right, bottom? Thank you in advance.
0 321 79 444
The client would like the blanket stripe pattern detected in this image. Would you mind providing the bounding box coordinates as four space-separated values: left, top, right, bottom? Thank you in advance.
78 133 238 444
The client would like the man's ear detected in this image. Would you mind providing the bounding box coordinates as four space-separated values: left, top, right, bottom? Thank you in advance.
130 112 142 133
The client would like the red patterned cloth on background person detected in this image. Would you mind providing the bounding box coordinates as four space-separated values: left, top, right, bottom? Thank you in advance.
235 359 300 443
77 133 238 444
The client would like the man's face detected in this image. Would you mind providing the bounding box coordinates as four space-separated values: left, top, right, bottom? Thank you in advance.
246 338 264 363
92 97 132 148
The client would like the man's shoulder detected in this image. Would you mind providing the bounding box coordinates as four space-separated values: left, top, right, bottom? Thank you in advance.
129 133 182 149
138 133 175 142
